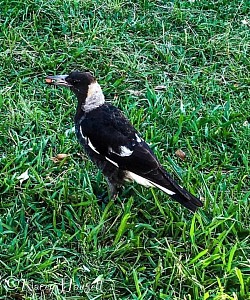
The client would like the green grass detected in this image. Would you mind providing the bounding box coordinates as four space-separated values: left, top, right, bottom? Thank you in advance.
0 0 249 299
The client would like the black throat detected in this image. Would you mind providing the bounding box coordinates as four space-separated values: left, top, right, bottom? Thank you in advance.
73 88 88 123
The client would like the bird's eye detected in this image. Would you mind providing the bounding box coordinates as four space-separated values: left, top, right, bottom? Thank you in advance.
72 79 80 84
67 78 80 85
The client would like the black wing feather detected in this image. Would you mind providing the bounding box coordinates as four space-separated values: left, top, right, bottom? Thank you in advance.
80 104 137 154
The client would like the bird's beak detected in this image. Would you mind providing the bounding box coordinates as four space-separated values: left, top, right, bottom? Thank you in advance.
45 75 72 87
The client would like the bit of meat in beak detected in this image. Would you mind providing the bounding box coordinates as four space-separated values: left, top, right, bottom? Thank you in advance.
45 75 71 87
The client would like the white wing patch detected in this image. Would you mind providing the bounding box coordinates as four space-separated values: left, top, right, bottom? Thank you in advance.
150 182 176 195
120 146 133 157
79 126 87 142
79 126 100 156
79 130 119 167
135 134 142 143
125 171 154 187
88 139 100 154
109 146 133 157
108 134 141 157
125 171 176 195
105 156 119 167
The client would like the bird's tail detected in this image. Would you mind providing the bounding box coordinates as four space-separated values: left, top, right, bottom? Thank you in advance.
150 170 203 213
169 187 203 212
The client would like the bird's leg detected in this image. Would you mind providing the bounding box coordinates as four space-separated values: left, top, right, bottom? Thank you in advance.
97 192 109 205
107 179 119 201
97 179 120 205
95 160 125 205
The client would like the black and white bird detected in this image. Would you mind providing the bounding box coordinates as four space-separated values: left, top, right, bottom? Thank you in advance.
46 71 203 212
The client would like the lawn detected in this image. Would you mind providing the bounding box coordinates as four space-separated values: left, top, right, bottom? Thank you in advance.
0 0 249 299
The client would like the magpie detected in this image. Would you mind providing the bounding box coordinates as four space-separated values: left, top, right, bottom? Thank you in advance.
46 71 203 212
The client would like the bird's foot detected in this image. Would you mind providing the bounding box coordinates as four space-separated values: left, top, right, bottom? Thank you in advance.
97 189 119 208
97 192 110 205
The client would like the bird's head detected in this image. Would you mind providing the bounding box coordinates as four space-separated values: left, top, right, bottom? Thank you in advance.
46 71 105 113
46 71 96 95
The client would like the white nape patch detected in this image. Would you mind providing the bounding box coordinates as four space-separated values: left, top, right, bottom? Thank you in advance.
83 82 105 112
135 134 142 143
105 156 119 168
125 171 176 195
125 171 154 187
88 139 100 154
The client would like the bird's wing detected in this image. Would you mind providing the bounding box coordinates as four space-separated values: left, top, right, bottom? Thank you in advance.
79 104 168 182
